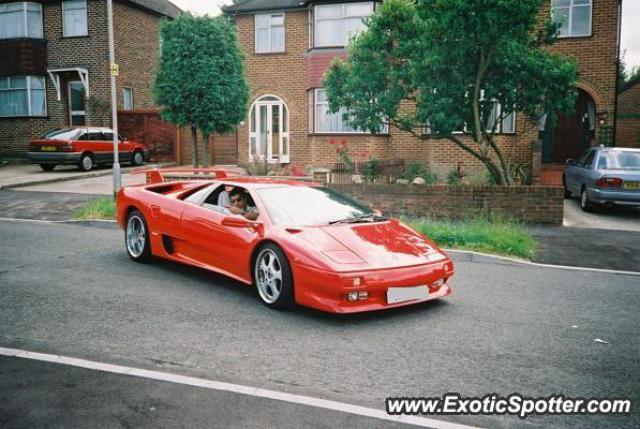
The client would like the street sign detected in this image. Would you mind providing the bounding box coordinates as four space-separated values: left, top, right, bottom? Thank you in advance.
110 63 119 76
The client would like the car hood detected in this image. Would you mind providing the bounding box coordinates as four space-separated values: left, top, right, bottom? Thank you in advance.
308 220 441 270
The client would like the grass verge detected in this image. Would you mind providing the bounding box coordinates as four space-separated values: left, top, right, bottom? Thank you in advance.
405 216 536 260
74 198 116 220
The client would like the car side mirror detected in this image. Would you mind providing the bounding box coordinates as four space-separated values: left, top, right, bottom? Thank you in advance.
221 216 263 230
566 158 574 165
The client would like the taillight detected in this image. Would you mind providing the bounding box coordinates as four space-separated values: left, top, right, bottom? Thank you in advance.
595 177 623 188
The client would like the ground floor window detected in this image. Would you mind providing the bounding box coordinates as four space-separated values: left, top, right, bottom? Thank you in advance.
0 76 46 117
311 88 388 134
249 95 290 163
123 87 134 110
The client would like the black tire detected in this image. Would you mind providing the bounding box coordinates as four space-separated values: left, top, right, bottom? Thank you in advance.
40 164 56 172
78 153 93 171
580 187 593 212
132 150 144 166
562 175 571 199
253 243 294 310
125 209 153 263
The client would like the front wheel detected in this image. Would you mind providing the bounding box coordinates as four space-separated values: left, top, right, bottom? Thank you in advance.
253 244 294 310
125 209 152 263
132 150 144 166
78 153 93 171
40 164 56 172
580 187 593 212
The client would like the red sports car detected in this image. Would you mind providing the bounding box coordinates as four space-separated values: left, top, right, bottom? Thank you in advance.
116 172 454 313
28 127 149 172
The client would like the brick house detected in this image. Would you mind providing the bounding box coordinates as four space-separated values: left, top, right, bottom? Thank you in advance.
0 0 180 158
220 0 621 183
616 74 640 148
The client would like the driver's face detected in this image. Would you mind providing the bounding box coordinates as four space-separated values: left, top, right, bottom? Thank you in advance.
230 194 247 210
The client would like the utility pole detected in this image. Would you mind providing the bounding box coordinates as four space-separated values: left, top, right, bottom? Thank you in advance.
107 0 121 198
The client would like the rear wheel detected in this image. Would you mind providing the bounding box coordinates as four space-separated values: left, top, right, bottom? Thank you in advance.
78 153 93 171
132 150 144 166
253 243 294 310
125 209 152 263
580 187 593 212
40 164 56 172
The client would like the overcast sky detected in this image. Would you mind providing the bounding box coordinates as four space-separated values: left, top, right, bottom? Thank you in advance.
171 0 640 72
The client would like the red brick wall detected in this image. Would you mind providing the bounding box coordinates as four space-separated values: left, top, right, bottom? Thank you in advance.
616 80 640 148
329 184 565 224
118 111 176 162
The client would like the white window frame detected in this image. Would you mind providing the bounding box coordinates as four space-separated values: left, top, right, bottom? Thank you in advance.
123 87 134 110
0 75 47 117
313 2 374 48
312 88 388 134
551 0 592 38
248 95 290 163
254 12 285 54
0 2 43 39
62 0 88 37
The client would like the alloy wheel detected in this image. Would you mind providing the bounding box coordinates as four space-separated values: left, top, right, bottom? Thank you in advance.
255 249 283 304
126 215 146 258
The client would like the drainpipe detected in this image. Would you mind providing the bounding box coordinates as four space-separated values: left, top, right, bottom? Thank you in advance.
613 0 623 146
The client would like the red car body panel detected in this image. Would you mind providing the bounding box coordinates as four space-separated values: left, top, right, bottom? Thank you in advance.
116 178 454 313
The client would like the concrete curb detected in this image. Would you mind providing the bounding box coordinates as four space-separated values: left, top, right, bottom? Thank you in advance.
0 163 175 190
445 248 640 277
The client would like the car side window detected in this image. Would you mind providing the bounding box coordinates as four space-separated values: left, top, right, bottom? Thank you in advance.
583 151 596 169
77 133 90 141
576 150 591 166
597 153 608 170
90 132 106 141
103 132 114 141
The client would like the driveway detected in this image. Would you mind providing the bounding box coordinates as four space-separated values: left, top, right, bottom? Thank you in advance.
563 198 640 232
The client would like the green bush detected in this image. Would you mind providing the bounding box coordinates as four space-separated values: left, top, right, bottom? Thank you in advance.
360 158 381 183
402 160 437 184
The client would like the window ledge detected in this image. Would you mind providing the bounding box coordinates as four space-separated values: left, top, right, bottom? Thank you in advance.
254 51 286 55
556 33 593 40
0 115 49 119
61 34 90 39
309 132 390 137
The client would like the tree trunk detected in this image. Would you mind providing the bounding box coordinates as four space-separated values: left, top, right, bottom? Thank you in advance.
190 125 198 167
202 133 210 167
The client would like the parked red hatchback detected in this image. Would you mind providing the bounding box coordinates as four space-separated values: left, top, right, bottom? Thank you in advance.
28 127 149 172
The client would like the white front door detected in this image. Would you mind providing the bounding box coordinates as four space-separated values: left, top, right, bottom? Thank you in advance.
249 96 289 163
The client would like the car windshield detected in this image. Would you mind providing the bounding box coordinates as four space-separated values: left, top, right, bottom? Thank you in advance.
257 186 374 226
42 128 82 141
597 151 640 170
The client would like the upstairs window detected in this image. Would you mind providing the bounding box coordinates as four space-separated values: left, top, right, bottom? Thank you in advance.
314 2 373 47
63 0 88 37
255 13 284 53
552 0 592 38
0 76 46 117
0 2 43 39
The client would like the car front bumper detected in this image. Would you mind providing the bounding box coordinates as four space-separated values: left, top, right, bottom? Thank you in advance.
292 260 454 313
588 188 640 206
27 152 81 164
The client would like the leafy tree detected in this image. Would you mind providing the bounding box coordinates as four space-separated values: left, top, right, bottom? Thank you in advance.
154 13 249 166
324 0 578 185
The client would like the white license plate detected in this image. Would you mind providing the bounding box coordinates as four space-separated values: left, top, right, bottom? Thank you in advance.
387 286 429 304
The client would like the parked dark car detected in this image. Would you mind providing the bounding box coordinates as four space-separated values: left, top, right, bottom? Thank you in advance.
28 127 149 172
563 147 640 211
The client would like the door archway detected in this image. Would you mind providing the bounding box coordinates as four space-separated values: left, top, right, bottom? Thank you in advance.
248 95 290 163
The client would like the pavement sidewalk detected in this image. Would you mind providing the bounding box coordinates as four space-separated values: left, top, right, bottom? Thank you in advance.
0 163 171 190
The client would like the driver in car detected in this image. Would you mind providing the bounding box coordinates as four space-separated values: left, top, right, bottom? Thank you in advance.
226 187 259 221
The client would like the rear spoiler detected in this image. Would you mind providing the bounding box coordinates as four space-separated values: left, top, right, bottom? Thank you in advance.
132 167 239 184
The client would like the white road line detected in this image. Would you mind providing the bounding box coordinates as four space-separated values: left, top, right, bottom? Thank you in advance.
444 249 640 277
0 217 116 224
0 346 480 429
0 217 637 277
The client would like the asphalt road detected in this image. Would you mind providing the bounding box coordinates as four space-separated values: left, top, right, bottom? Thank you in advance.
0 220 638 429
